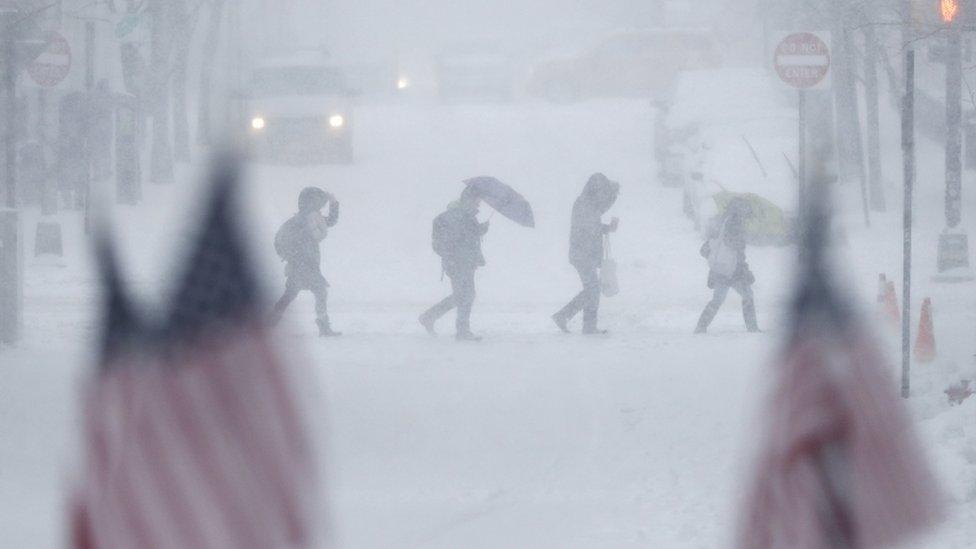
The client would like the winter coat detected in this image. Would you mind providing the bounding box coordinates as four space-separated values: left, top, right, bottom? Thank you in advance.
281 202 339 285
702 213 754 289
569 175 620 268
433 207 487 274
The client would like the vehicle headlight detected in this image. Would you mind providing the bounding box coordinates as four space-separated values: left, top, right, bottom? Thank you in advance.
397 77 410 90
251 116 266 130
328 114 345 128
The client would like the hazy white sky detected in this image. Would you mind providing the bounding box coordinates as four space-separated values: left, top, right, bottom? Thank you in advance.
277 0 689 60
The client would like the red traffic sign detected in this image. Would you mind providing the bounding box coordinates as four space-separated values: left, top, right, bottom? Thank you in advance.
774 32 831 89
27 32 72 88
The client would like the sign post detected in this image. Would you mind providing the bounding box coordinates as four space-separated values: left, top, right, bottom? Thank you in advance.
902 48 915 397
773 31 832 214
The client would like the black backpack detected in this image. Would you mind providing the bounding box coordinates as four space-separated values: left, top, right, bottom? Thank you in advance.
274 216 304 262
431 211 454 258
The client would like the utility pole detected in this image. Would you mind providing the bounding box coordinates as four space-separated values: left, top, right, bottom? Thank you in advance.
936 0 973 280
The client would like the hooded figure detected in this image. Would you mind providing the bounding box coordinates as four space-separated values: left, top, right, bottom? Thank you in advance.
695 198 759 334
420 186 489 341
270 186 341 336
553 173 620 334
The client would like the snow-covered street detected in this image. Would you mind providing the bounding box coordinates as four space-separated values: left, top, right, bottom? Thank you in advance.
4 98 976 547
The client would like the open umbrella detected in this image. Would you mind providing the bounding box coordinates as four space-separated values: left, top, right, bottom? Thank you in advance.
464 176 535 227
712 191 791 246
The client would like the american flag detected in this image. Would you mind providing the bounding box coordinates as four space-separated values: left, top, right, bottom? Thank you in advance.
71 158 320 549
737 186 943 548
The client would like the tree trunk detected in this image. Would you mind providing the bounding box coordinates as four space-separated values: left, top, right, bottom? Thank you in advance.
172 0 192 163
832 17 870 226
864 24 885 212
149 0 174 184
197 0 225 146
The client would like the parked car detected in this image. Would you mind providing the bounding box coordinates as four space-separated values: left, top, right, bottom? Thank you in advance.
661 69 797 244
245 53 355 164
525 29 721 102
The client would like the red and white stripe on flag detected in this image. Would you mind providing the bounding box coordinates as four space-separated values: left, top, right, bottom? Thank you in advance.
738 329 944 548
72 327 316 549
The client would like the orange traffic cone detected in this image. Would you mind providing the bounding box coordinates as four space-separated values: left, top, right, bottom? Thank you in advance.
884 280 901 326
914 297 936 363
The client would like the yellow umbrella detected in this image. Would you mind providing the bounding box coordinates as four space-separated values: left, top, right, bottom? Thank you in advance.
713 191 792 246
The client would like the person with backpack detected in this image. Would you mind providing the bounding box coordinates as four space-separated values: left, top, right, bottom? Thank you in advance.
694 198 759 334
552 173 620 335
270 187 341 336
419 186 489 341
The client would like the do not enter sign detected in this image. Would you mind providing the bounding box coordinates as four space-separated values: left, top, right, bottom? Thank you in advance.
774 32 831 89
27 32 72 88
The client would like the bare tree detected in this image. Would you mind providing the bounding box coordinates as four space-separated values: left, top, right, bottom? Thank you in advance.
864 22 886 212
148 0 175 184
171 0 195 162
197 0 225 146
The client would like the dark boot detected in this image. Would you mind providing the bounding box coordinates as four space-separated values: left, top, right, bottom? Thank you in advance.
743 305 759 333
694 315 710 334
420 296 454 336
419 313 437 336
456 331 482 342
696 301 720 334
581 314 605 335
317 317 341 337
552 313 570 333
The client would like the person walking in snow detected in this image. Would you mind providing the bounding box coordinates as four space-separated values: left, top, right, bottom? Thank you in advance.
270 186 341 336
419 186 489 341
552 173 620 335
694 198 759 334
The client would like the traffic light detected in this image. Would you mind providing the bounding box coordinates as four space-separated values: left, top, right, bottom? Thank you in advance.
942 0 959 23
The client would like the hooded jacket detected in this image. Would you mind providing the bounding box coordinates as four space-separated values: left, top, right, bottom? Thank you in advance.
569 174 620 268
281 188 339 284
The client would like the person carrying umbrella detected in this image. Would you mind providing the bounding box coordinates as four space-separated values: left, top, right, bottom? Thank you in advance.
420 177 534 341
694 197 759 334
552 173 620 334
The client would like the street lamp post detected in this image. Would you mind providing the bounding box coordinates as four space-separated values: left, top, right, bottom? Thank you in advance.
937 0 974 280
